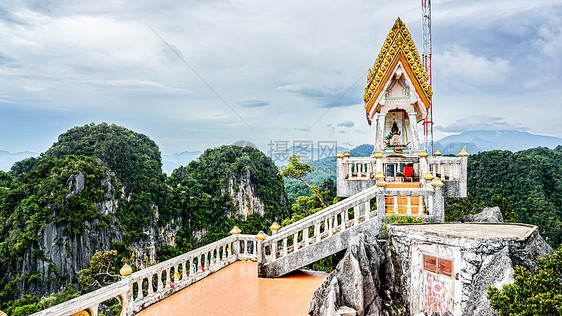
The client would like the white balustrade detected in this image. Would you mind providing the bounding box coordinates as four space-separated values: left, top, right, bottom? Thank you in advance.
32 233 257 316
427 156 463 181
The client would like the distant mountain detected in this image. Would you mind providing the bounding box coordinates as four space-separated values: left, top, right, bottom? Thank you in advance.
435 130 562 155
0 150 38 172
162 151 202 175
273 145 350 167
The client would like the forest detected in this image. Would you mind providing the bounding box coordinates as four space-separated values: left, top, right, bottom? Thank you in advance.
0 123 560 314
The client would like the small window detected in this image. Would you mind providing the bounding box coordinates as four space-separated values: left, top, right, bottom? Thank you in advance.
424 254 453 277
424 255 437 273
439 258 453 277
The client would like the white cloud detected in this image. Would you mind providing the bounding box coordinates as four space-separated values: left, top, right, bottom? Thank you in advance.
435 46 510 85
435 115 527 133
0 0 561 154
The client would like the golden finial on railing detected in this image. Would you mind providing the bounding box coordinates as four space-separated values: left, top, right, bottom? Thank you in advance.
431 177 444 187
120 264 132 277
269 222 281 232
255 231 267 240
457 149 469 157
229 226 242 235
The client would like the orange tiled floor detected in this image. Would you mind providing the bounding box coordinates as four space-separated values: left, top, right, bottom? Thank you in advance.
137 261 327 316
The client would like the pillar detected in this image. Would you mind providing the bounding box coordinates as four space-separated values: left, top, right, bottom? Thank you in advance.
374 113 387 152
407 112 421 151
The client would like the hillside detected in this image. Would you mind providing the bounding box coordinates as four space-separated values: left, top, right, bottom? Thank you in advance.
0 123 288 314
467 146 562 246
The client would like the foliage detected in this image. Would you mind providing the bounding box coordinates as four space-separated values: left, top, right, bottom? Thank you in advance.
279 155 328 207
159 145 288 254
42 123 168 242
44 122 164 194
444 195 483 222
468 148 562 247
382 211 425 234
0 155 119 299
77 250 123 292
3 285 81 316
487 247 562 316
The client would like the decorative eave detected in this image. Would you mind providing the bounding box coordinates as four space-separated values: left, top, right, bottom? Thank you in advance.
364 18 433 124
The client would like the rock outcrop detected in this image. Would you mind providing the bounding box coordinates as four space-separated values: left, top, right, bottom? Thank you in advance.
462 206 503 223
309 233 405 316
65 172 85 199
226 169 266 219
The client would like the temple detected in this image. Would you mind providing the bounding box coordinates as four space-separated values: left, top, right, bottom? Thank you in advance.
365 18 431 157
29 18 499 316
337 19 466 203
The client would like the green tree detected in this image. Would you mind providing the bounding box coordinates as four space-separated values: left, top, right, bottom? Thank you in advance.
279 155 327 208
487 247 562 316
77 250 123 292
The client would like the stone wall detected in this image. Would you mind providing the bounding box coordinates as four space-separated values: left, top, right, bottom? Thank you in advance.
388 223 553 316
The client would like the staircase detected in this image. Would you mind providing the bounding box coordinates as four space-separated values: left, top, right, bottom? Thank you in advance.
258 186 384 278
258 182 442 278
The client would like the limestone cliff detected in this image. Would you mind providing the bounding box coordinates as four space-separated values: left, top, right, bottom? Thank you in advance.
225 169 266 219
6 170 124 299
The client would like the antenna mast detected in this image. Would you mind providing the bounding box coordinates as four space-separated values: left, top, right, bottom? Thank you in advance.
422 0 433 154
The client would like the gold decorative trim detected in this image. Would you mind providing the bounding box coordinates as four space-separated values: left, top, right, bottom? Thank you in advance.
364 18 432 122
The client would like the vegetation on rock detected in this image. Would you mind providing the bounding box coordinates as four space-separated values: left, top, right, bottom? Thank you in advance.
488 247 562 316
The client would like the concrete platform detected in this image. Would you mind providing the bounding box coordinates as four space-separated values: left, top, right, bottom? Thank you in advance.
389 223 536 241
137 261 327 316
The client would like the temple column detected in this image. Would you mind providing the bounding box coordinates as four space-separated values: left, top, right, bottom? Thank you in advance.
407 112 421 152
374 113 387 152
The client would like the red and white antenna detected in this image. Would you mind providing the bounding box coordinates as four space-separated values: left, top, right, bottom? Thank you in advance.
422 0 433 154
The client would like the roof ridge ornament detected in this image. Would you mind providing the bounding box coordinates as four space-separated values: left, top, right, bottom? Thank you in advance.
364 17 433 125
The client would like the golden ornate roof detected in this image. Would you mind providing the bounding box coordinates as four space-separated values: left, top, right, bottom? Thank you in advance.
364 18 432 121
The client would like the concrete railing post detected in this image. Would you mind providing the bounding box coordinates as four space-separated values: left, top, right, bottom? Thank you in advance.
376 187 386 219
433 186 444 222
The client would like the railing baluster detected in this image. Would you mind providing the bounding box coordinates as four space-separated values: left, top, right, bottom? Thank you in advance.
304 227 309 247
364 201 370 220
148 273 154 294
283 238 288 256
157 270 163 291
137 280 143 299
166 268 171 288
354 205 359 226
271 241 277 261
293 232 299 251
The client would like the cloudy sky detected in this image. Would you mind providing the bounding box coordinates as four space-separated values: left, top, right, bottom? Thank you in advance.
0 0 561 154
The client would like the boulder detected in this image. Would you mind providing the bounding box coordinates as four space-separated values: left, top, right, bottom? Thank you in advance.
463 206 504 223
309 233 404 316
